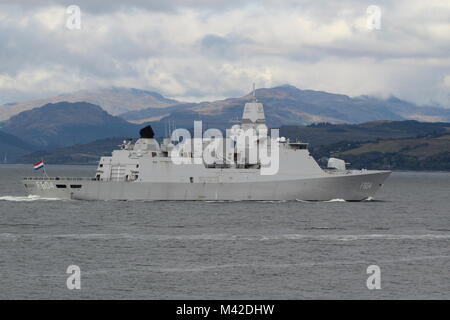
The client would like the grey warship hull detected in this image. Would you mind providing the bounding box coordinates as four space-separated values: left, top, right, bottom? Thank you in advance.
23 170 390 201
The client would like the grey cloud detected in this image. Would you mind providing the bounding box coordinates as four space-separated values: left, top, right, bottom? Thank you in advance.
198 34 255 60
1 0 259 13
0 0 449 107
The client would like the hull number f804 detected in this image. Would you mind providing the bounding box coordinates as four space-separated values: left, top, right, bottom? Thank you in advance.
36 181 55 190
360 182 373 190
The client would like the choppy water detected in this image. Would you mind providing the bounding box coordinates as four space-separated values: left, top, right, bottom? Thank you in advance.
0 165 449 299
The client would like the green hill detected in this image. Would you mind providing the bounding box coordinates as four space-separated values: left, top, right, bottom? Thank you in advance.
280 120 450 146
328 135 450 171
341 135 450 157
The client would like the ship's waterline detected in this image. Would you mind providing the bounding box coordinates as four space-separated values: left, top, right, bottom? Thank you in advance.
24 170 389 201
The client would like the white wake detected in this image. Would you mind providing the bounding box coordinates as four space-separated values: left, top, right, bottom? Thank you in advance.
296 198 347 203
325 198 346 203
0 195 61 202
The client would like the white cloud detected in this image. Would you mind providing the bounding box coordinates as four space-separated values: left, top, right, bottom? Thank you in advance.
0 0 449 107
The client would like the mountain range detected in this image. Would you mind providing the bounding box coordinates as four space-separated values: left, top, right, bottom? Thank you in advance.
2 85 450 127
2 84 450 164
0 87 178 121
0 130 35 161
122 85 450 129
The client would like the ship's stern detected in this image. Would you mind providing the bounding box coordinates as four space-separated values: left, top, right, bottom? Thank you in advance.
23 178 91 200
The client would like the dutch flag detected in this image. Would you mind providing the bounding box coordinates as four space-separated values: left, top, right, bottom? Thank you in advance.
33 160 45 170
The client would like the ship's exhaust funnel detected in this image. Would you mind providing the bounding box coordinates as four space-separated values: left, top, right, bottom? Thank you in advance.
139 125 155 139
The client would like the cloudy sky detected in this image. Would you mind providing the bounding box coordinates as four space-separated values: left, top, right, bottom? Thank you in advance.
1 0 449 106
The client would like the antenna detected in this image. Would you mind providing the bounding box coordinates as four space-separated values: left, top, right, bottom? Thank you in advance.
169 121 172 140
252 83 257 102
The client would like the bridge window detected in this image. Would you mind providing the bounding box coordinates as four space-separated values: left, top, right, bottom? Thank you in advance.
56 184 67 189
70 185 82 189
289 143 308 150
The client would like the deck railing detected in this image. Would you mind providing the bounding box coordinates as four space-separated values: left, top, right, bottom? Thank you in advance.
23 177 97 181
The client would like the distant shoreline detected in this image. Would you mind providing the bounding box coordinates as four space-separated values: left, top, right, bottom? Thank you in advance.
0 163 97 167
1 163 450 174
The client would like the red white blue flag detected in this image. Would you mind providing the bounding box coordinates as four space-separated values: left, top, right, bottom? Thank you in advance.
33 160 44 170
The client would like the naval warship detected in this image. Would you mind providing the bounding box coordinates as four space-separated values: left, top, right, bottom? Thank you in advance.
23 92 390 201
